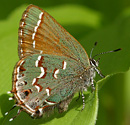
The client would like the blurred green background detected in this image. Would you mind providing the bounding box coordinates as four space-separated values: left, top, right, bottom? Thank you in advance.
0 0 130 125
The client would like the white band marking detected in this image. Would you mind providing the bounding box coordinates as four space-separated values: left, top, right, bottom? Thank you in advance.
45 100 56 105
63 61 67 70
39 12 43 19
17 66 20 73
38 55 42 60
24 14 27 17
35 56 42 67
25 103 36 113
39 108 43 115
20 49 23 53
33 55 45 92
16 60 25 79
37 67 45 78
32 12 43 46
20 39 22 44
54 69 59 79
40 51 43 54
20 60 24 65
35 85 40 92
32 78 36 85
32 32 35 40
35 60 39 67
46 89 50 96
37 20 41 26
34 26 38 32
21 22 24 26
33 41 35 48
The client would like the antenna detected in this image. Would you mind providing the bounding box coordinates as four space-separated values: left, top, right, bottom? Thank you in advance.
90 42 98 58
90 42 121 59
92 48 122 59
89 42 121 79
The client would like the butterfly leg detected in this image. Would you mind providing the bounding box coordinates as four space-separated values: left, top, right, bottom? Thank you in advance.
90 77 95 91
94 67 105 78
81 91 85 111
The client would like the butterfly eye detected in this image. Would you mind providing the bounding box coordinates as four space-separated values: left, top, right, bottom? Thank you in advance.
90 59 98 67
93 59 98 67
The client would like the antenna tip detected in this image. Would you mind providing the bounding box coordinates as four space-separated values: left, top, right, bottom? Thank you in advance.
9 97 13 100
5 112 8 115
9 118 13 122
95 42 98 46
114 48 122 52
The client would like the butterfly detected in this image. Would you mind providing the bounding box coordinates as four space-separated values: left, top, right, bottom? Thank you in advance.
5 4 121 121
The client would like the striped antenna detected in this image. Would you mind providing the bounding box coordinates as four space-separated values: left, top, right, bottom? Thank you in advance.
90 42 121 59
90 42 97 58
92 48 122 59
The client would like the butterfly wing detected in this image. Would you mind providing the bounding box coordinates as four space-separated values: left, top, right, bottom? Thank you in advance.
12 54 85 116
18 5 90 67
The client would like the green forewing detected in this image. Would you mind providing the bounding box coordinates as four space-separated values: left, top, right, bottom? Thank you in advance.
19 5 90 68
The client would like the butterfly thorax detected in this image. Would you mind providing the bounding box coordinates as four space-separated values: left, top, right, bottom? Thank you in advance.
80 65 96 91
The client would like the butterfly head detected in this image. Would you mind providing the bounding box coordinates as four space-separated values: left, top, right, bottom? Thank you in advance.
89 42 121 78
89 58 99 68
